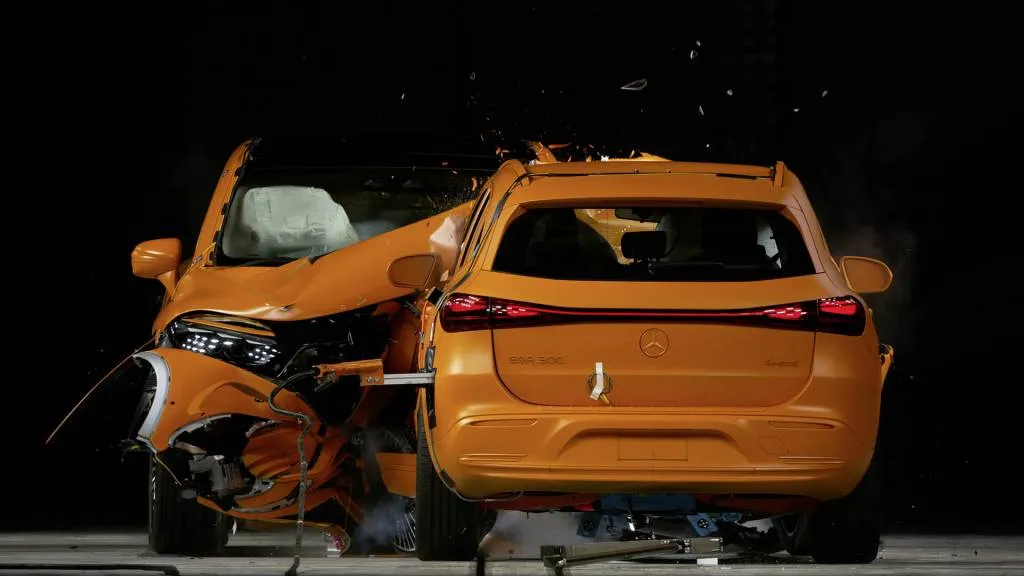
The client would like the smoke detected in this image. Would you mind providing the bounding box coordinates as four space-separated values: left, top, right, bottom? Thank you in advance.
351 428 415 552
827 220 917 347
352 493 408 550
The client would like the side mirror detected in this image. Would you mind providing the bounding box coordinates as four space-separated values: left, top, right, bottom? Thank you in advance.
839 256 893 294
388 254 442 290
132 238 181 285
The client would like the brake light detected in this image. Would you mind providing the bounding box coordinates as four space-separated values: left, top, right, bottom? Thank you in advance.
815 296 866 336
440 294 491 332
440 293 865 336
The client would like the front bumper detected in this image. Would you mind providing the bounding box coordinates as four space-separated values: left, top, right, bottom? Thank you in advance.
131 347 314 452
131 347 357 518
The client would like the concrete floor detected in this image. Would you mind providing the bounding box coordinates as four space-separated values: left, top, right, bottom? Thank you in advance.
0 530 1021 575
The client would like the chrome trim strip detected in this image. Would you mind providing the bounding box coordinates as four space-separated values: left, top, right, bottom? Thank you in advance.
133 351 170 451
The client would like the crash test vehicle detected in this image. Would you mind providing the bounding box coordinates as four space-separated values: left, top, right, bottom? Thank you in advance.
410 155 895 564
48 134 512 556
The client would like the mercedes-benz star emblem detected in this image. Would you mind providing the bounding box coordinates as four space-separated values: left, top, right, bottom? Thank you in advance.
639 328 670 358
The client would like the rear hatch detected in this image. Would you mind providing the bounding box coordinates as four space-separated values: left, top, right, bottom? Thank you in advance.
441 204 865 408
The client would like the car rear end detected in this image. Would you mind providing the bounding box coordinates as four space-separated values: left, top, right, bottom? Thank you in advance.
425 164 884 502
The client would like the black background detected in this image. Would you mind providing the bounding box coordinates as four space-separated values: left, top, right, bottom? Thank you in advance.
5 1 1021 532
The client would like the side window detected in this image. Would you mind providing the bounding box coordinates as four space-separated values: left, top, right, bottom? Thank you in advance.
457 188 490 269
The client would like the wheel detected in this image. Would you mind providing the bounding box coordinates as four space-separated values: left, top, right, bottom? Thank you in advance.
771 511 811 556
777 446 882 563
770 448 880 561
806 448 883 564
351 428 418 555
414 416 482 561
148 454 231 556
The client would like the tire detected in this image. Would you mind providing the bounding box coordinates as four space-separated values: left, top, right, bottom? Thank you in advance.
772 445 882 563
148 455 231 556
771 511 812 556
806 447 883 564
414 416 481 561
351 428 417 555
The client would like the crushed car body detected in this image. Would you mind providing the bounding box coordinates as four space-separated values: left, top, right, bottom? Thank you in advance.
49 134 526 555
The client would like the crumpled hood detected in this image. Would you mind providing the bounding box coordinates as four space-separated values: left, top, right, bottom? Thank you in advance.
153 203 471 330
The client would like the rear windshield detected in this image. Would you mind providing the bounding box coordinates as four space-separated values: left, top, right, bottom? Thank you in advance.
491 206 816 281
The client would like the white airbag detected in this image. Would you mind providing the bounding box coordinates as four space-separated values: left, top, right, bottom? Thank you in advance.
237 186 360 257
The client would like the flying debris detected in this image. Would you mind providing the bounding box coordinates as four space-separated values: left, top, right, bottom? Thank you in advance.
620 78 648 91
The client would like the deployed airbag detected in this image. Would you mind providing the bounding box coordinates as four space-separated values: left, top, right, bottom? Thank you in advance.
235 186 360 257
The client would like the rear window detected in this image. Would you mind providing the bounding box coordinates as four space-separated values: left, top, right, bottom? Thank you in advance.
491 206 816 281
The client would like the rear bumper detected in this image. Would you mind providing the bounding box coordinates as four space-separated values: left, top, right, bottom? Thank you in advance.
430 409 872 501
426 325 885 503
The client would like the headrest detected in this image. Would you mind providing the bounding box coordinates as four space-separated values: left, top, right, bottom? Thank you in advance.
621 231 667 261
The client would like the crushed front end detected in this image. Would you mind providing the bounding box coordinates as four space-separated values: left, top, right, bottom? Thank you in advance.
131 299 423 552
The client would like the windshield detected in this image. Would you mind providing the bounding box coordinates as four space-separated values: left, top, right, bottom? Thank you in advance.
216 167 481 265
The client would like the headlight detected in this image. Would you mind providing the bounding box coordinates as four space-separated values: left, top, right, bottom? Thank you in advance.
162 317 283 376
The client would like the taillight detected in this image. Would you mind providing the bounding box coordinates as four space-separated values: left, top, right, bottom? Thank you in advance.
440 293 865 336
439 294 491 332
815 296 866 336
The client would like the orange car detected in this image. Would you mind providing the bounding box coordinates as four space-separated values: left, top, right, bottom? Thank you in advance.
49 135 509 556
411 158 895 563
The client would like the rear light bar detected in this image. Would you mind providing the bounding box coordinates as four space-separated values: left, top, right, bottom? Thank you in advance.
440 294 866 336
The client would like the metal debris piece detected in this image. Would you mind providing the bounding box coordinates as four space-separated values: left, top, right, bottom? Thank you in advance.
620 78 648 91
524 141 559 163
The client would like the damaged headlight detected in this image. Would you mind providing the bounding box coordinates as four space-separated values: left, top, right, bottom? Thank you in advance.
162 318 284 376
